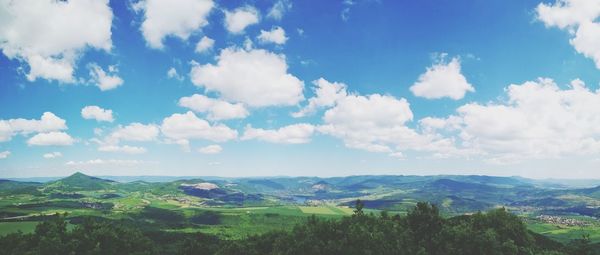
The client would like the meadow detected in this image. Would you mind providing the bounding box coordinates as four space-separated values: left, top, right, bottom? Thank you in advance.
2 173 600 245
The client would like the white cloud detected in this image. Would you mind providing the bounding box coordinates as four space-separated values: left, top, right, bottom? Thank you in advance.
66 159 154 167
0 0 113 83
409 56 474 100
267 0 292 20
43 152 62 159
109 123 159 142
0 112 67 142
134 0 214 48
89 64 123 91
178 94 249 120
341 0 355 21
243 37 254 51
0 151 9 159
537 0 600 69
319 93 456 156
164 138 191 152
257 26 288 45
27 132 75 146
224 6 260 34
167 67 183 80
242 123 315 144
431 78 600 162
292 78 347 117
90 123 157 154
161 111 238 144
570 21 600 69
190 47 304 107
536 0 600 29
319 94 411 153
81 105 114 122
198 144 222 154
98 145 147 154
195 36 214 53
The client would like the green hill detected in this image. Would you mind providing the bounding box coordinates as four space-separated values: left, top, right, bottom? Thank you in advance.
43 172 115 192
0 180 42 196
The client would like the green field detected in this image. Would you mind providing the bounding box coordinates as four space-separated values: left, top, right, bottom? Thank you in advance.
298 205 350 215
0 204 368 240
4 172 600 246
0 221 39 235
173 205 360 239
527 222 600 243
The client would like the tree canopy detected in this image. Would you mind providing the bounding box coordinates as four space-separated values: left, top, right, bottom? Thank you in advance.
0 202 596 255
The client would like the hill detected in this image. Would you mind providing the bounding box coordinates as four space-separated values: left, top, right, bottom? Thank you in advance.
2 173 600 245
43 172 115 192
1 203 593 255
0 180 42 196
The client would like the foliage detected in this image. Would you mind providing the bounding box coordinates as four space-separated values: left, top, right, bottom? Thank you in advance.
2 202 595 255
0 215 156 255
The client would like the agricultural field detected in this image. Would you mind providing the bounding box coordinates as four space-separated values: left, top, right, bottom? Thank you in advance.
2 173 600 244
0 221 39 235
527 221 600 243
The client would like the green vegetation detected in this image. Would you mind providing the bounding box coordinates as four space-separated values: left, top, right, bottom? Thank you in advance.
1 202 597 255
528 223 600 244
0 221 39 235
2 172 600 251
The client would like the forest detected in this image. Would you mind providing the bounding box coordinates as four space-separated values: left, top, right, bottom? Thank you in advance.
0 201 597 255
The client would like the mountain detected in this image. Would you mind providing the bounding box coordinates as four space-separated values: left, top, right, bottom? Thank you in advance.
0 179 42 195
43 172 115 191
426 179 499 192
5 173 600 214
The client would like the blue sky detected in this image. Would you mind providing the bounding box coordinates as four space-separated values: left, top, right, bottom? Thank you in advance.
1 0 600 178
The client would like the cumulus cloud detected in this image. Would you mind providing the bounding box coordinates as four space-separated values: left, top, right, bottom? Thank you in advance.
257 26 288 45
428 78 600 162
161 111 238 145
319 93 457 156
409 56 474 100
0 112 67 142
81 106 114 122
178 94 249 120
242 124 315 144
43 152 62 159
292 78 348 117
89 64 123 91
27 132 75 146
191 48 304 107
90 123 157 154
98 145 147 154
319 94 411 153
537 0 600 69
0 151 10 159
570 21 600 69
195 36 214 53
198 144 222 154
133 0 214 48
109 123 159 143
0 0 113 83
536 0 600 29
190 47 304 107
167 67 183 80
224 6 260 34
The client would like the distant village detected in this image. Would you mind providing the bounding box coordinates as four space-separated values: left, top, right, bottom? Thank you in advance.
535 215 592 227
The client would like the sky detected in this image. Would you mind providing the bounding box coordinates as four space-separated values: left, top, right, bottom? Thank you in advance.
1 0 600 178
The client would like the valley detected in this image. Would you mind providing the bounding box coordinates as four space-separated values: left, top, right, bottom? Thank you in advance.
1 173 600 244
